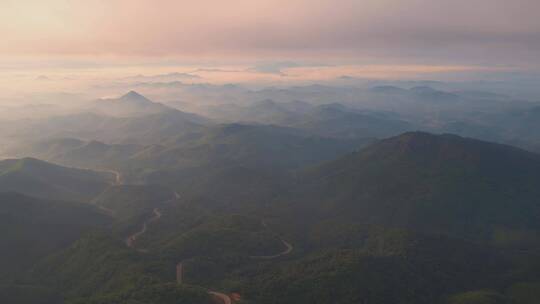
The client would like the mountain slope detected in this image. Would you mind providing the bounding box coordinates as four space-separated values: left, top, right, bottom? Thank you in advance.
133 123 372 171
32 232 212 303
92 184 174 236
288 132 540 246
0 158 113 202
292 103 413 138
0 193 109 279
8 111 207 145
19 138 143 169
246 235 505 304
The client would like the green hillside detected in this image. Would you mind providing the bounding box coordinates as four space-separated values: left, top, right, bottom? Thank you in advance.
286 132 540 247
23 138 142 169
4 132 540 304
32 232 212 304
0 158 113 202
0 192 109 280
92 184 175 235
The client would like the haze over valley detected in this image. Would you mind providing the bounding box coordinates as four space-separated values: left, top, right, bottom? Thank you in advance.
1 1 540 304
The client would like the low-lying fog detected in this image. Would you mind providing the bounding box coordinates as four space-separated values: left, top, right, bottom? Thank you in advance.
1 68 540 160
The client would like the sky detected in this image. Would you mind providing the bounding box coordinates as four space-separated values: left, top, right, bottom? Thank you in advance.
0 0 539 96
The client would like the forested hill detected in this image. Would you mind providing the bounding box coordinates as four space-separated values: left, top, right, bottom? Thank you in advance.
283 132 540 246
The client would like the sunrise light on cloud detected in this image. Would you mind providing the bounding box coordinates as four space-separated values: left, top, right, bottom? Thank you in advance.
0 0 539 97
2 0 539 62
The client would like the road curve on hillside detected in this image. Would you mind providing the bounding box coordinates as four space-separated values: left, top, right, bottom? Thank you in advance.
125 208 162 248
92 168 122 185
76 166 123 186
124 193 233 304
249 239 293 259
89 168 123 215
123 189 179 249
249 220 293 259
108 170 122 185
123 190 294 304
209 291 233 304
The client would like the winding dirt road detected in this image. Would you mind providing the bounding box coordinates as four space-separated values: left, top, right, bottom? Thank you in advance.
209 291 233 304
249 239 293 259
79 167 122 186
174 220 293 304
92 168 122 185
122 188 292 304
123 192 234 304
125 208 162 248
109 170 122 186
97 205 116 216
249 220 293 259
91 165 294 304
89 168 123 215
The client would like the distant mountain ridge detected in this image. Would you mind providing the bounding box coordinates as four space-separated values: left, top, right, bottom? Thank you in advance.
0 192 110 278
0 157 113 202
92 91 173 117
6 92 209 145
207 100 413 138
18 137 142 169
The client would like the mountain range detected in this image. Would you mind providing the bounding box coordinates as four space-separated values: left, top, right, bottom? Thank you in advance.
3 89 540 304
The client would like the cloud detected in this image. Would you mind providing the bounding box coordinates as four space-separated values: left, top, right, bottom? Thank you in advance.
123 72 201 82
247 62 299 75
247 62 335 76
35 75 51 81
193 68 244 73
0 0 539 68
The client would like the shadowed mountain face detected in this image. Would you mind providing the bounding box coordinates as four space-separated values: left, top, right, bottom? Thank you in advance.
0 192 110 279
287 132 540 246
15 138 142 169
0 158 113 202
